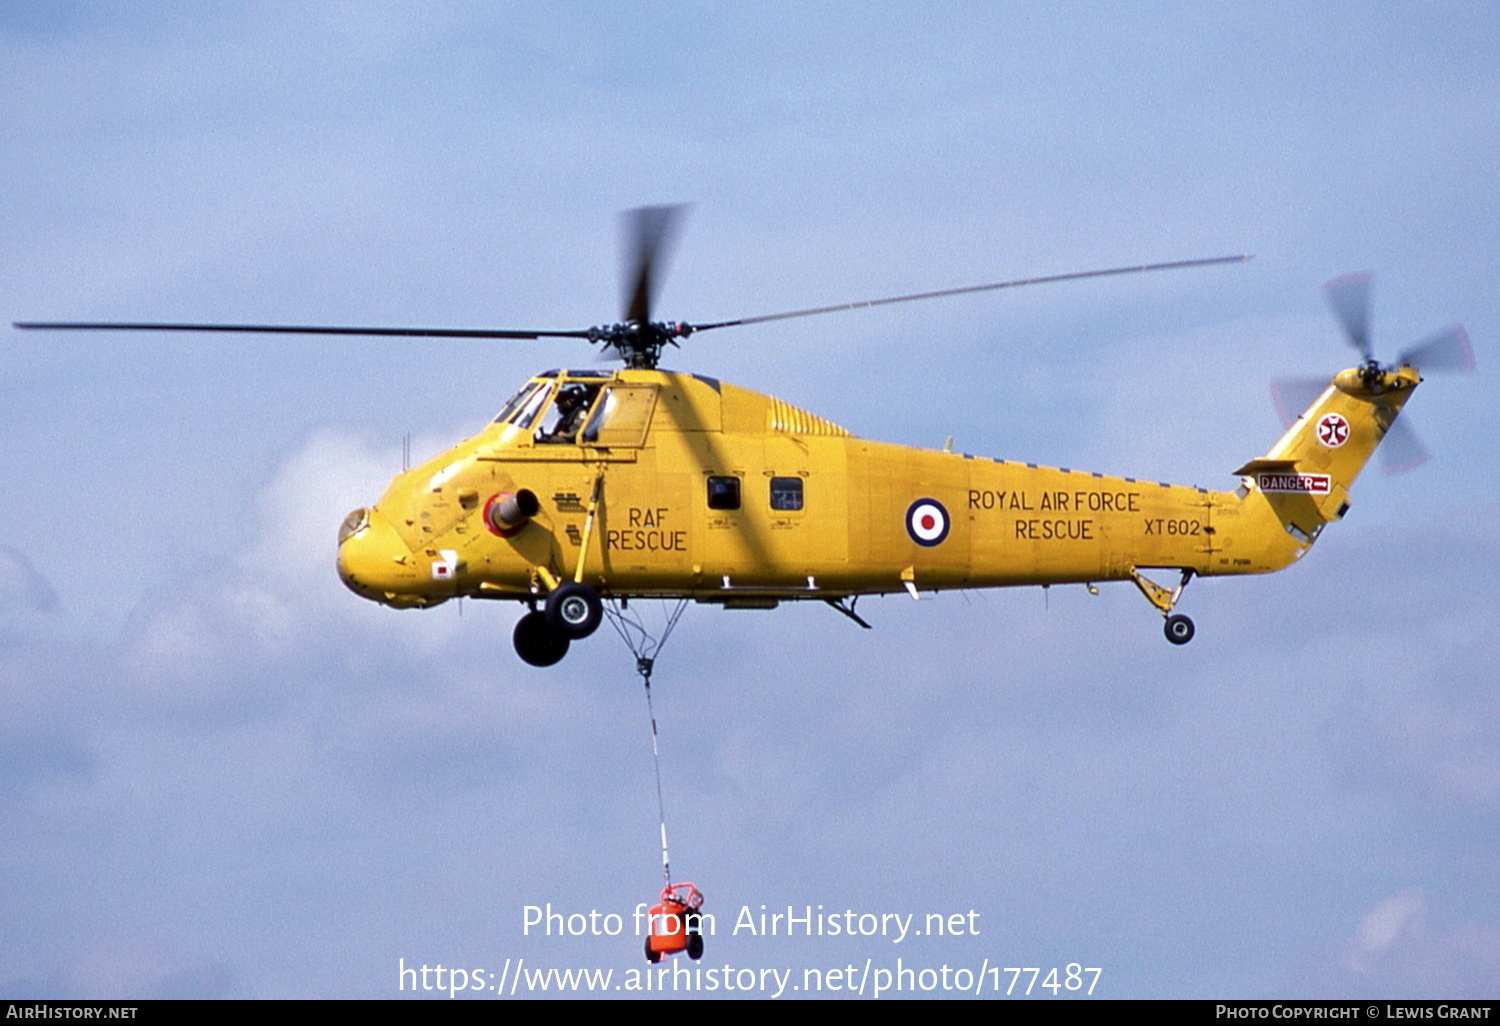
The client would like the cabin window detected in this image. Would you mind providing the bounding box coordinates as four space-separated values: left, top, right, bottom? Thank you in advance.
707 476 741 511
769 476 803 511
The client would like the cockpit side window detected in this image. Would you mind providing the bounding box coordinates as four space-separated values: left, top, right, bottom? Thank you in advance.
579 385 658 447
511 382 555 430
535 383 603 444
494 381 547 425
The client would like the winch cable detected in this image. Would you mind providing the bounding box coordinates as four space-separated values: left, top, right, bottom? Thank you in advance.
604 598 689 888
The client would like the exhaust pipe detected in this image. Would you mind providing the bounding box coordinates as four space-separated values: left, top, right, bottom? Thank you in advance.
485 489 540 537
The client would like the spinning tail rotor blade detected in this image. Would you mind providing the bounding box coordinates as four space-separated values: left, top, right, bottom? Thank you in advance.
1261 274 1467 474
622 204 688 325
1323 273 1373 361
1397 324 1475 374
1269 376 1329 429
1379 415 1432 475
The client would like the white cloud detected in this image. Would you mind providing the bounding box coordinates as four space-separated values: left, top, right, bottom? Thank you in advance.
232 428 400 621
1351 889 1425 970
67 935 234 999
116 427 485 688
1303 889 1500 998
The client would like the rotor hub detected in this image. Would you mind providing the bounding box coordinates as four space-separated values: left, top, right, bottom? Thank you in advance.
588 320 695 369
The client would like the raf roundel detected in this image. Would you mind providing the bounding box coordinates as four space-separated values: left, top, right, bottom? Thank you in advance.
1316 412 1350 448
905 498 950 547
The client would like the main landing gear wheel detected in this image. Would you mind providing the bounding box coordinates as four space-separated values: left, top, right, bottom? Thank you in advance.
545 582 604 639
514 610 570 667
1164 613 1196 646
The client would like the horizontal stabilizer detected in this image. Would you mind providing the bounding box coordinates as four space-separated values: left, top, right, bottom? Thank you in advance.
1232 457 1298 477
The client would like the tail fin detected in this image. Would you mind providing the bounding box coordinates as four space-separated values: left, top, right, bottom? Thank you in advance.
1234 365 1420 539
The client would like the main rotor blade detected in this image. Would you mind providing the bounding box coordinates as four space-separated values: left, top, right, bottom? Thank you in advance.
688 254 1252 333
622 204 688 325
1397 324 1475 374
1380 415 1431 474
1323 273 1373 360
12 321 594 340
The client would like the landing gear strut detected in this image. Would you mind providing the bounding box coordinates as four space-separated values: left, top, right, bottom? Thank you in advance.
1128 567 1198 645
517 470 606 664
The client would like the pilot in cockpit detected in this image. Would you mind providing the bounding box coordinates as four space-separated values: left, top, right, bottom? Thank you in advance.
537 383 597 443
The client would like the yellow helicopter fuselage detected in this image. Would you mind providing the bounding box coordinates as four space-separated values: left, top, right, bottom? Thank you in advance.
336 364 1418 627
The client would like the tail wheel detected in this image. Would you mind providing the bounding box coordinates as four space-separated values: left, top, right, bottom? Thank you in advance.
514 610 571 667
1164 614 1195 646
545 582 604 639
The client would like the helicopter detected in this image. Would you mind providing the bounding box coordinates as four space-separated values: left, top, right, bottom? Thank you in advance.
16 207 1474 666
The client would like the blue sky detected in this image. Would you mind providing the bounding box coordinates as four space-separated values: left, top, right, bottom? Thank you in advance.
2 2 1497 999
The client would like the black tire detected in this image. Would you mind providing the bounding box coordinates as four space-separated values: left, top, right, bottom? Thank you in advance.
514 610 571 667
644 936 661 964
545 582 604 639
1164 613 1195 646
686 932 704 961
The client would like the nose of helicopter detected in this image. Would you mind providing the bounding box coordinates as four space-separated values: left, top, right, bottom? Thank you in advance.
337 506 427 607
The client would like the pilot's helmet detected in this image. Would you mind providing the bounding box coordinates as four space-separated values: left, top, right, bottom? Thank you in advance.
556 384 589 409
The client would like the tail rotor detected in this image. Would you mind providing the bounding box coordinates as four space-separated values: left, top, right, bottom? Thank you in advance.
1269 274 1473 474
1323 273 1374 362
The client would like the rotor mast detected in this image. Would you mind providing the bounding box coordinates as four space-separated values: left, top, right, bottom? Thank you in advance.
587 319 694 370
